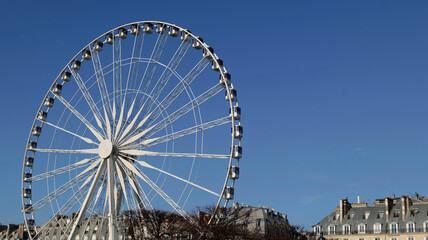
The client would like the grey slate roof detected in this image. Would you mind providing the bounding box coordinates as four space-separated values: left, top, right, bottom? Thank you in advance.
315 198 428 235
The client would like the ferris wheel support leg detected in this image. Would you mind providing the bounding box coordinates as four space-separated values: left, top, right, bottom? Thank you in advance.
107 156 117 239
68 161 106 240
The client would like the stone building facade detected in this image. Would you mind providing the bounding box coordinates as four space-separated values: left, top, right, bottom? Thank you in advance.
312 194 428 240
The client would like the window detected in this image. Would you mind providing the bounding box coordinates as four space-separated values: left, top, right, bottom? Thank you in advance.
363 212 370 219
391 238 397 240
407 222 415 233
375 238 381 240
358 224 366 234
408 238 414 240
393 211 399 217
343 225 350 234
377 212 384 219
359 239 364 240
314 225 321 234
373 223 382 234
390 223 398 233
424 221 428 232
328 225 335 235
257 219 261 227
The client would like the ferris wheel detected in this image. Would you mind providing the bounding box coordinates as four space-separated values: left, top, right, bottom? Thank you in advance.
21 21 242 239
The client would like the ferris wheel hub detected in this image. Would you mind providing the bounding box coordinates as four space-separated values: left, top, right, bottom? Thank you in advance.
98 139 113 159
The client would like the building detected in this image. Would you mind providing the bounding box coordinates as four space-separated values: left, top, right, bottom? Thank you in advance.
230 202 290 236
312 194 428 240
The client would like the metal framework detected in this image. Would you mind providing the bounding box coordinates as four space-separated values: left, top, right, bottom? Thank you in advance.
21 21 242 239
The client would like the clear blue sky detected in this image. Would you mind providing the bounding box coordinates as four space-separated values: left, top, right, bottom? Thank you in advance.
1 0 428 230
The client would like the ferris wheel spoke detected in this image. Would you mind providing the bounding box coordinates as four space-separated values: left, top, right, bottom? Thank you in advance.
113 37 124 107
69 68 106 130
91 45 113 119
68 160 107 240
136 160 220 197
91 171 107 212
130 162 190 218
134 32 169 112
132 172 152 210
29 157 97 182
125 29 145 96
123 42 191 141
114 160 129 204
146 84 225 138
141 41 191 120
145 58 210 129
118 158 152 210
31 169 96 212
53 94 105 142
32 148 99 154
116 103 148 143
43 121 97 145
127 116 232 149
33 181 92 238
117 113 153 146
120 149 229 159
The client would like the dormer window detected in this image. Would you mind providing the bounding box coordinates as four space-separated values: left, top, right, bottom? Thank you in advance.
407 222 415 233
374 223 382 234
358 224 366 234
390 223 398 233
363 212 370 219
328 225 336 235
393 211 400 217
343 224 351 234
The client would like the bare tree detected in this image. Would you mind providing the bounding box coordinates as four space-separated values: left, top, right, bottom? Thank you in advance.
185 205 261 240
122 209 187 240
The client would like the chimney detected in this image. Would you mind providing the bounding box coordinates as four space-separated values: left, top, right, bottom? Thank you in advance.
401 196 407 221
339 199 351 223
385 197 393 222
358 196 360 204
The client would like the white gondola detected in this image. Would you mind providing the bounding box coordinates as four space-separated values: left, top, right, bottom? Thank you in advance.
219 72 231 86
61 71 71 82
192 37 203 49
229 166 240 179
168 26 179 37
24 204 32 214
105 32 114 44
143 22 153 34
224 187 234 200
25 157 34 167
37 111 47 121
94 40 103 52
212 58 223 71
23 188 31 198
231 145 242 159
28 141 37 151
232 125 243 139
52 83 62 94
71 59 81 71
229 106 241 120
118 27 127 39
82 49 91 60
181 29 191 42
156 23 166 34
225 88 237 102
203 46 214 59
23 172 32 182
44 97 54 107
27 219 35 227
31 126 42 136
130 24 140 35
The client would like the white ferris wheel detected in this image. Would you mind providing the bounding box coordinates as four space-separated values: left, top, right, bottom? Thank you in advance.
21 21 242 239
